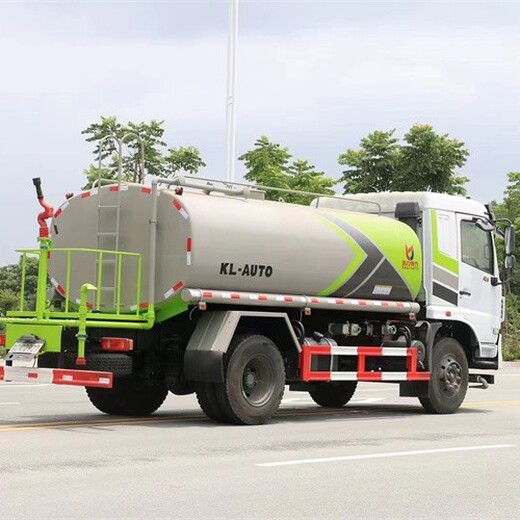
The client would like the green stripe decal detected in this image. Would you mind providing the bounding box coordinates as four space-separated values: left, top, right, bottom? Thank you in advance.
431 210 459 275
316 216 367 296
330 211 422 298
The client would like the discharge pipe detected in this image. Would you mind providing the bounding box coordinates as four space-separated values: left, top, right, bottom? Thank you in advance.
32 177 54 237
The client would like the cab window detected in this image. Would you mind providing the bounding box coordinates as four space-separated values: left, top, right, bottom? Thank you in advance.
460 220 494 274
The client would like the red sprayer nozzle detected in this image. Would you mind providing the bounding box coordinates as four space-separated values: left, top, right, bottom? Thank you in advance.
32 178 54 237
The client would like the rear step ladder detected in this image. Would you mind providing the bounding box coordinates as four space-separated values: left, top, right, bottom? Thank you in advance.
96 179 122 308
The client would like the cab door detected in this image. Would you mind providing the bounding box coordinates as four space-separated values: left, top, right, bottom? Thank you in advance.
456 214 501 347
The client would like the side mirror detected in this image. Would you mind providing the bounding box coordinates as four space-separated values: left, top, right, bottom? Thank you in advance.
505 255 516 271
505 225 516 256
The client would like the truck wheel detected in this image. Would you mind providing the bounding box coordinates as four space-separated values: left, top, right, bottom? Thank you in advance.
215 334 285 425
86 376 168 416
86 353 132 377
419 338 468 414
309 382 358 408
196 382 230 422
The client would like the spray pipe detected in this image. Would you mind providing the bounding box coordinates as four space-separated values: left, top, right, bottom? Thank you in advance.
31 178 55 319
32 177 54 238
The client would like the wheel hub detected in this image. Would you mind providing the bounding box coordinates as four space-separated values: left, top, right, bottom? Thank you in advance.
440 356 463 394
244 370 257 389
241 356 274 407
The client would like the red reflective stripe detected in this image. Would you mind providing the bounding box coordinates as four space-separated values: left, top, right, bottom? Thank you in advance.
358 371 383 381
141 186 152 194
408 372 430 381
358 300 367 306
231 293 240 300
311 297 319 304
284 296 293 302
335 299 344 305
396 302 404 308
186 237 192 252
139 302 148 309
54 208 63 218
258 295 268 301
358 347 382 381
81 191 91 198
406 347 430 381
109 186 119 192
52 369 113 388
56 285 65 296
0 366 4 380
0 333 6 347
299 345 332 382
28 373 38 379
202 291 213 299
173 281 184 292
381 302 389 307
173 199 182 210
358 347 383 356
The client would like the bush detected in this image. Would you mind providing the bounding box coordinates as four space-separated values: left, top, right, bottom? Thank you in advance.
503 294 520 361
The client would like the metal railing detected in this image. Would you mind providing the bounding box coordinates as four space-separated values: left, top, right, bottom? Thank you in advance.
14 247 144 317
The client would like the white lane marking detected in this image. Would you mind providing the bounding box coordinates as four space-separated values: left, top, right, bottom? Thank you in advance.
282 397 384 405
0 384 50 388
0 402 19 406
257 444 516 467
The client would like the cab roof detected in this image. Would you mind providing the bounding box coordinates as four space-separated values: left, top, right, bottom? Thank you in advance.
312 191 489 218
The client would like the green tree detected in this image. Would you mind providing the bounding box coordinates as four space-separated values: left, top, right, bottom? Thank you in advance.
82 117 206 188
123 120 168 181
82 116 167 185
239 136 336 203
286 159 335 205
338 130 400 193
491 171 520 360
339 124 469 195
164 146 207 176
398 124 469 194
0 256 39 313
238 136 292 200
0 289 19 315
492 172 520 293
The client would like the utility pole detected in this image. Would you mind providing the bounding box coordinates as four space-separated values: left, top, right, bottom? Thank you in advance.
225 0 239 182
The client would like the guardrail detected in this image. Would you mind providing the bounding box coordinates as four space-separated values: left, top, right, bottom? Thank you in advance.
12 247 146 319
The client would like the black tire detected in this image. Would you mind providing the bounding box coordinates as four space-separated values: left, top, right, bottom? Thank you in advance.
309 382 358 408
214 334 286 425
86 375 168 416
195 382 230 423
419 338 468 414
86 353 132 377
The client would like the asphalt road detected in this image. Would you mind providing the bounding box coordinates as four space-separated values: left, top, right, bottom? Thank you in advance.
0 364 519 520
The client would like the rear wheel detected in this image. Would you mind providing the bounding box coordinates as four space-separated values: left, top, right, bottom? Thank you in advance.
86 375 168 416
86 353 132 377
309 382 358 408
195 382 230 423
419 338 468 414
212 334 285 425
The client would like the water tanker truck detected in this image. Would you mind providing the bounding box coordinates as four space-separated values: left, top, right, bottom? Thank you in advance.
0 175 515 424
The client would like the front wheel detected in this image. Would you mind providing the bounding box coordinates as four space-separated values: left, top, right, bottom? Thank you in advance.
211 334 286 425
419 338 468 414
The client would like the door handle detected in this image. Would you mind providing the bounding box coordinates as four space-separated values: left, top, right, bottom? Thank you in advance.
459 290 471 296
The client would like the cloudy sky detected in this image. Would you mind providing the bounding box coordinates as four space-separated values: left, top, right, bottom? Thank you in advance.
1 0 519 265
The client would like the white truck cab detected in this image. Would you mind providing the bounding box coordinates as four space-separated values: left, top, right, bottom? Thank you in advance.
316 191 510 369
